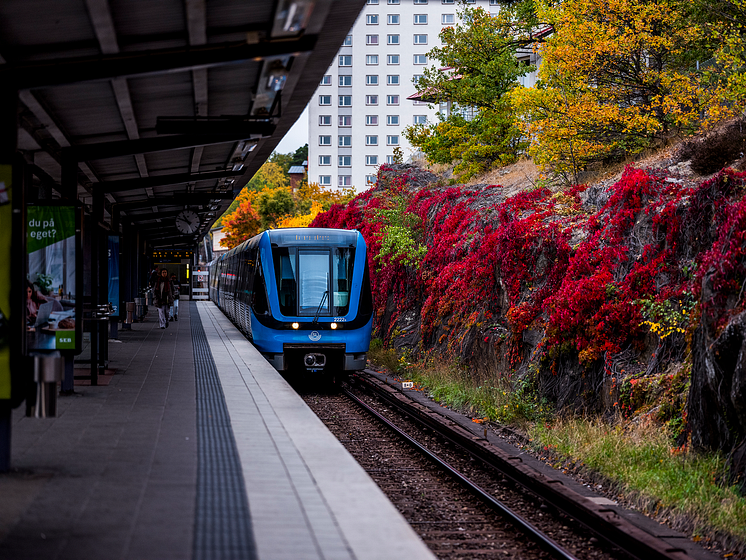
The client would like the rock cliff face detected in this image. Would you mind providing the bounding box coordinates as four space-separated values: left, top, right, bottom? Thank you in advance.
312 163 746 484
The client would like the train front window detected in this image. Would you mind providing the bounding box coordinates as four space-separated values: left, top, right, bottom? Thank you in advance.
272 246 355 317
298 250 330 315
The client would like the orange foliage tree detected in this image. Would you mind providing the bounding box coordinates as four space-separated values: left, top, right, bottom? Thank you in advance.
219 199 261 249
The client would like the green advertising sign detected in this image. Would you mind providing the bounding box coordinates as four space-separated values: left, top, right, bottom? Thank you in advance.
0 165 11 400
27 207 76 254
26 205 78 352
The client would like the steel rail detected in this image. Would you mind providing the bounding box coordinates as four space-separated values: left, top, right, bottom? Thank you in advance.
351 373 697 560
342 388 580 560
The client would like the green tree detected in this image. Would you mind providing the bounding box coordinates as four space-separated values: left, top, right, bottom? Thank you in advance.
404 5 533 180
291 144 308 167
255 187 296 230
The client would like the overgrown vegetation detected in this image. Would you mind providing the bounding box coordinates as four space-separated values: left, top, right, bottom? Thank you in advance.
406 0 746 184
530 418 746 547
368 341 551 426
215 146 355 249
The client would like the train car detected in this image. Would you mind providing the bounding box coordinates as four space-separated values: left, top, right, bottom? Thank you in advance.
208 228 373 373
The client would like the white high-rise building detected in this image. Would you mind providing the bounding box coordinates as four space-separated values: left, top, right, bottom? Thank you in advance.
308 0 504 192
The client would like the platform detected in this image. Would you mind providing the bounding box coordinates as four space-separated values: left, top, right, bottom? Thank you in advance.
0 302 436 560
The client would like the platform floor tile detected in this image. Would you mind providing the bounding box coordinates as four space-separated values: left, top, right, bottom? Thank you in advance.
197 303 437 560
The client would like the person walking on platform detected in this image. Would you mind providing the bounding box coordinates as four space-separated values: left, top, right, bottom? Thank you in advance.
148 265 160 288
153 268 174 329
169 274 180 321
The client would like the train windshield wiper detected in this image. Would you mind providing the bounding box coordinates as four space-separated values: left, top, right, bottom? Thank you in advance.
312 291 328 325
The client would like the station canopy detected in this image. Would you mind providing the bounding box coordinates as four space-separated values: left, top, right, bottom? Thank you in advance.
1 0 363 248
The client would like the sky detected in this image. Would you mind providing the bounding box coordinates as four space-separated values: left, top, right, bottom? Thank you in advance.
273 106 309 156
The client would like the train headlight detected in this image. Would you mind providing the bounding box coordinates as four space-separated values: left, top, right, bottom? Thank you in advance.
330 323 338 330
291 322 300 330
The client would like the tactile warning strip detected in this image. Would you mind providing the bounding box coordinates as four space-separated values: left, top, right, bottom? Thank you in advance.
191 302 258 560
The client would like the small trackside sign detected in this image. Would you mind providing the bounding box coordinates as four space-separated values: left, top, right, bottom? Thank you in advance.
402 381 414 389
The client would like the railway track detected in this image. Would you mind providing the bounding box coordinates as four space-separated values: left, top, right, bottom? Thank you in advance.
299 371 711 560
302 384 630 559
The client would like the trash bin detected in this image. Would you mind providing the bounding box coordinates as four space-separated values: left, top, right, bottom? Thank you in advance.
125 301 135 324
27 354 64 418
135 297 146 321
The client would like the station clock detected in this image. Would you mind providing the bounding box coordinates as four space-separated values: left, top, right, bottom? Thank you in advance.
175 210 199 234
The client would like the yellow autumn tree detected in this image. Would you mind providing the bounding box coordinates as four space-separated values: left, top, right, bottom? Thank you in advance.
277 201 324 228
512 0 731 183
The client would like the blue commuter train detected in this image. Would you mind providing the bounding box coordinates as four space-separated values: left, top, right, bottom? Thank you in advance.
208 228 373 373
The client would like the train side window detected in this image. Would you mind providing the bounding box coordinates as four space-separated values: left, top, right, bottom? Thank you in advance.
252 255 269 315
333 247 355 315
360 258 374 316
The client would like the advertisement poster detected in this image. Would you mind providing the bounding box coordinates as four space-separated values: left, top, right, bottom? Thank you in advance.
0 165 11 399
26 205 77 351
108 236 119 317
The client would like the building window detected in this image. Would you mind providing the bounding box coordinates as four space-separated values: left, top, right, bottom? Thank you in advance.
319 155 331 165
338 175 352 187
366 34 379 45
386 155 395 164
366 174 376 184
366 54 379 65
319 175 331 185
319 135 332 146
343 34 352 45
387 94 400 105
366 135 378 145
366 115 379 125
388 0 400 3
442 13 455 24
339 156 352 167
414 54 427 65
319 115 332 125
387 34 399 45
387 135 399 145
413 74 423 85
413 0 427 3
339 55 352 66
414 34 427 44
367 14 379 24
387 54 400 65
387 74 400 85
339 95 352 106
387 14 400 24
367 0 378 4
319 95 331 105
442 0 454 3
339 75 352 87
320 75 332 85
366 94 379 105
489 0 499 4
339 115 352 127
366 74 379 86
387 115 400 125
339 135 352 147
366 155 379 165
414 14 427 24
413 115 427 124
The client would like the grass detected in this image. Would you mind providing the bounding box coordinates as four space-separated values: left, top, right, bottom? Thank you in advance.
530 417 746 549
368 341 550 426
367 341 746 552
